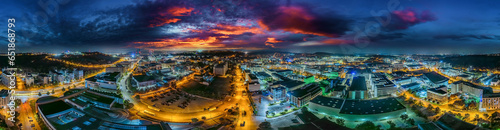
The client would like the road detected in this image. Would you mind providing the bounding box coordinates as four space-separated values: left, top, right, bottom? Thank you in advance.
233 66 259 130
19 100 40 130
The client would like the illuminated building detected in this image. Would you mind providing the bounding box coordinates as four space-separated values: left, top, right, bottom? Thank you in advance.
426 85 448 104
213 63 228 76
308 96 406 121
348 76 368 99
289 83 322 107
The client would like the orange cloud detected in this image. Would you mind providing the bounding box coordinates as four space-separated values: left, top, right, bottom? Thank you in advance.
265 37 283 43
149 18 181 27
265 43 276 48
131 37 223 49
187 24 265 35
258 6 346 37
321 39 350 44
264 37 283 48
211 24 265 35
165 7 194 16
150 7 194 27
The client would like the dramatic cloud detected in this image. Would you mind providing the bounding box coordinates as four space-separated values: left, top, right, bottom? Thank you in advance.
3 0 499 54
258 6 351 37
386 9 437 30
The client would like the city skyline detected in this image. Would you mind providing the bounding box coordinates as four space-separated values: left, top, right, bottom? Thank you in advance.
1 0 500 54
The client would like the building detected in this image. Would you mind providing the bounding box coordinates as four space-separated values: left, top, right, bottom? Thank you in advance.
427 85 448 104
393 77 414 86
213 63 228 76
85 72 120 90
423 72 449 88
371 73 396 97
417 113 483 130
270 86 287 103
481 93 500 110
330 84 347 98
25 75 35 87
39 74 51 85
106 65 126 73
74 69 84 80
1 70 15 87
0 90 10 108
400 82 421 91
450 81 492 98
247 74 261 91
131 75 157 91
276 69 293 76
348 76 368 99
37 98 169 130
289 83 322 107
308 96 406 121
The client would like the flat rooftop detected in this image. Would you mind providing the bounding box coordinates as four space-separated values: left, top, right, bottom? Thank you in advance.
423 72 448 84
339 97 405 115
310 96 344 109
349 76 367 91
38 100 73 115
289 83 321 98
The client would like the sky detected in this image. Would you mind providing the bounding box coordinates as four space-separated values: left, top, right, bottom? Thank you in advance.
1 0 500 54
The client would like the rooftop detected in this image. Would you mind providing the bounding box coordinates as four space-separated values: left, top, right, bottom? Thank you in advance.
435 113 478 130
310 96 344 109
38 100 73 115
339 97 405 115
349 76 367 91
0 89 9 97
289 83 321 98
423 72 449 84
401 82 420 89
428 87 447 95
133 75 156 82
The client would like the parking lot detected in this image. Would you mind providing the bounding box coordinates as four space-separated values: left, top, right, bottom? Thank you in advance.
141 89 221 113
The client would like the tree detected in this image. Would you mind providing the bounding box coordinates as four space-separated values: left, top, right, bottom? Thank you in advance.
387 120 396 128
427 104 434 110
355 121 380 130
123 100 133 109
416 101 423 107
474 114 481 122
258 121 272 130
135 95 140 99
484 113 490 119
407 118 415 125
51 89 55 94
463 113 470 121
191 118 199 123
38 92 42 96
14 99 22 108
62 87 66 92
400 114 409 121
46 91 50 95
201 116 206 120
435 107 441 113
468 102 477 110
336 118 345 126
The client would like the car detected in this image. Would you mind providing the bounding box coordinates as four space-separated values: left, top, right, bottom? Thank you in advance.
240 121 245 127
31 124 35 128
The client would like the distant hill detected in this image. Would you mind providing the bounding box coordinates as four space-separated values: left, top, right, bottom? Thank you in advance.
442 55 500 69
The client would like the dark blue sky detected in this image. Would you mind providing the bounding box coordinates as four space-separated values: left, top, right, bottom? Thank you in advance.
1 0 499 54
